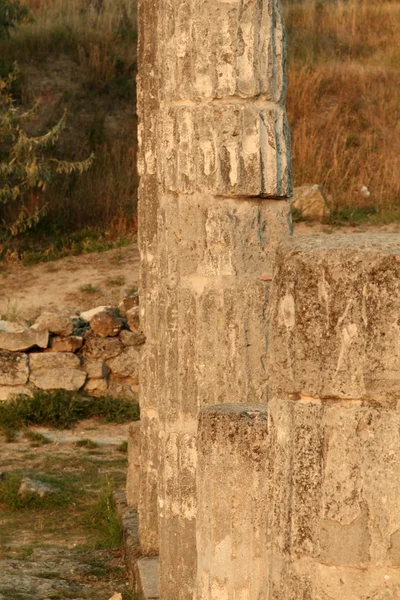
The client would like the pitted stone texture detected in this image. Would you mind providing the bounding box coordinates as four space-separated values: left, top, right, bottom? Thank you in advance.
119 329 146 347
48 336 83 353
161 0 286 102
81 358 109 379
196 404 269 600
264 396 400 599
268 234 400 402
82 336 123 361
161 104 291 198
83 378 108 396
126 421 141 509
89 309 123 338
0 351 29 385
107 347 140 380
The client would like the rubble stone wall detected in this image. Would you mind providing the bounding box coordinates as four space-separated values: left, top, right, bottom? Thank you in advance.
0 299 143 401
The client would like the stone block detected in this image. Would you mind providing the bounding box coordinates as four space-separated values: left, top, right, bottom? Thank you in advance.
107 378 138 400
80 306 112 321
30 352 81 370
82 335 123 360
30 368 86 391
0 351 29 385
135 557 159 600
268 234 400 402
119 330 146 347
48 336 83 353
90 309 123 338
107 347 140 380
33 312 74 336
126 421 141 509
0 328 48 352
196 404 269 600
119 294 139 317
83 378 108 397
127 307 140 333
81 357 109 379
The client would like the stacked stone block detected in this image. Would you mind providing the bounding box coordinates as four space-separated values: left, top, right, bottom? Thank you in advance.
0 299 143 401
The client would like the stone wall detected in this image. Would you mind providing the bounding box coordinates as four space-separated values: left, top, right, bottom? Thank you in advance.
0 297 143 401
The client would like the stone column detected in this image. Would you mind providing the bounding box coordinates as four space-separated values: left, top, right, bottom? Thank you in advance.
196 404 269 600
137 0 292 597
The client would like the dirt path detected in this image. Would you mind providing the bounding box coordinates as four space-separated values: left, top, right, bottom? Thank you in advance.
1 223 399 323
0 421 136 600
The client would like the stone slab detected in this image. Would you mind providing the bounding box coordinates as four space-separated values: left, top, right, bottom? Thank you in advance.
135 557 160 600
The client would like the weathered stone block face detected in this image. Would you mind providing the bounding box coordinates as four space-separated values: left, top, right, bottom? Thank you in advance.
162 105 291 197
268 234 400 402
161 0 286 102
0 351 29 385
196 404 269 600
265 396 400 599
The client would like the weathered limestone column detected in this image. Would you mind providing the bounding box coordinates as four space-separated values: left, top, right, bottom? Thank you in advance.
196 404 269 600
136 0 161 555
137 0 292 597
126 421 141 509
265 235 400 599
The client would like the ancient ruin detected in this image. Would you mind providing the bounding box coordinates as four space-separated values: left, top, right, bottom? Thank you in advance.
127 0 400 598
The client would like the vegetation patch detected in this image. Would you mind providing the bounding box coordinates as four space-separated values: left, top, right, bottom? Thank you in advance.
0 389 140 440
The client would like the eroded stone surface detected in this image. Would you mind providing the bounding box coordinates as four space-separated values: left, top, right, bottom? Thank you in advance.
0 351 29 385
30 368 86 391
107 347 140 380
82 336 123 361
48 336 83 353
268 234 400 402
90 309 123 338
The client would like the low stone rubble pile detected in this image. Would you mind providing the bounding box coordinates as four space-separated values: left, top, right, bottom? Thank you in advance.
0 294 144 401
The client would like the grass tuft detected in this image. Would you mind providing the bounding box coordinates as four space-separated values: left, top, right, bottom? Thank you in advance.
0 389 140 440
87 478 123 549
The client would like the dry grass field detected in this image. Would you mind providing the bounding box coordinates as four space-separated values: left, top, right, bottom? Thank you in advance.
285 0 400 222
0 0 399 248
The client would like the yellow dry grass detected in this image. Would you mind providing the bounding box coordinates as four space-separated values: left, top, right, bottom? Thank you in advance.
285 0 400 220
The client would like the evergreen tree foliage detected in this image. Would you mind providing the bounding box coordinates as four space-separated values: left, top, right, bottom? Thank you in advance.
0 0 29 39
0 71 94 235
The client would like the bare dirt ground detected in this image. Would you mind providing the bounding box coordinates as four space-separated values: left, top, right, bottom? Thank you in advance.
0 245 140 323
1 222 399 323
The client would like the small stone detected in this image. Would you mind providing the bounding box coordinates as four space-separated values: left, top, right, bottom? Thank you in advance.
30 353 81 370
119 329 146 347
0 351 29 385
0 385 32 401
90 309 123 338
82 336 123 360
48 336 83 353
82 357 109 379
118 294 139 317
18 477 58 498
84 378 108 397
80 306 112 321
126 307 140 332
33 312 74 337
108 594 122 600
107 379 138 400
0 328 49 352
291 184 330 221
107 347 140 379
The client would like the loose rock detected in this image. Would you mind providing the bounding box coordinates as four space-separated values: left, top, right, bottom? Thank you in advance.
19 478 59 498
118 294 139 317
291 184 330 221
107 347 140 379
82 336 123 361
80 306 112 321
90 309 123 338
126 307 140 333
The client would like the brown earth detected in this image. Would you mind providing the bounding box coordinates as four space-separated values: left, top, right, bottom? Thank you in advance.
1 223 399 324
